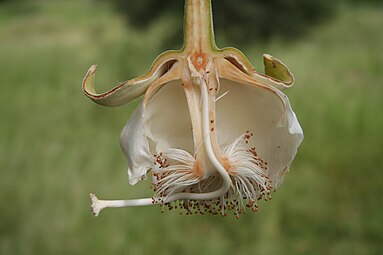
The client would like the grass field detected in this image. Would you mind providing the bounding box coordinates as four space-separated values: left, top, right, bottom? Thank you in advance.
0 1 382 254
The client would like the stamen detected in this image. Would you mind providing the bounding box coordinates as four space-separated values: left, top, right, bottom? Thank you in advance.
215 90 229 102
220 133 273 215
91 130 272 218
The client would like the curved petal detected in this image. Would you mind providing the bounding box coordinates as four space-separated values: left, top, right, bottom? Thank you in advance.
82 57 179 107
143 80 194 154
120 102 153 185
216 59 303 188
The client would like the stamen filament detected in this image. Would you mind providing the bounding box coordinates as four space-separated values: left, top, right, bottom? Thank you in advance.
215 90 229 102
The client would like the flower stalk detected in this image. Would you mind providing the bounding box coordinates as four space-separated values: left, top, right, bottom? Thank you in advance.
183 0 216 52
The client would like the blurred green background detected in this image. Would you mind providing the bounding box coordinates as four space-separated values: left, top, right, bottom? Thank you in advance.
0 0 382 254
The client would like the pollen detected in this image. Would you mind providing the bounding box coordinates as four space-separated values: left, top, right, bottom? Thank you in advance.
153 153 170 168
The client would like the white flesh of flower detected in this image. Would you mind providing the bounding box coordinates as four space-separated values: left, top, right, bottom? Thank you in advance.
90 57 302 217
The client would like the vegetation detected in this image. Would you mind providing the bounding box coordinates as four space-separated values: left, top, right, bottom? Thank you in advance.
107 0 382 46
0 1 382 254
108 0 336 46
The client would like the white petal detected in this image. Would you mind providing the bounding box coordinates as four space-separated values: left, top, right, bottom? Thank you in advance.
215 79 303 188
143 80 194 154
120 102 153 185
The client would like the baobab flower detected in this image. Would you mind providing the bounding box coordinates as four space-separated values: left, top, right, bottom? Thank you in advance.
82 0 303 218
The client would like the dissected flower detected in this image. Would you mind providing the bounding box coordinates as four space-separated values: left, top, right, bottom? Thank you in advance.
83 0 303 217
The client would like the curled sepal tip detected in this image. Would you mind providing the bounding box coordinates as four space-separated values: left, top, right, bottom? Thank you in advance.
82 56 180 107
263 54 295 90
